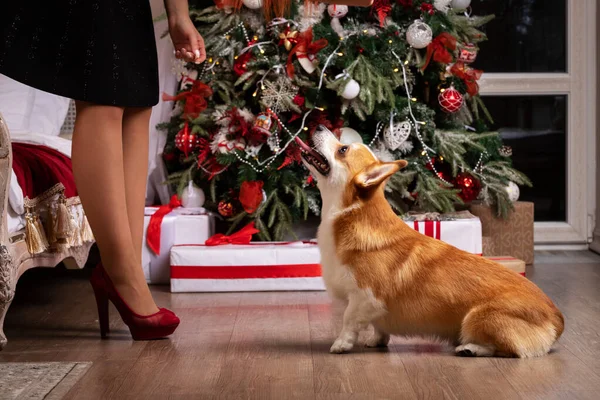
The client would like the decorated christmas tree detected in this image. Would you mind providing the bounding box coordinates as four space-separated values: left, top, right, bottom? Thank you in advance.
160 0 531 241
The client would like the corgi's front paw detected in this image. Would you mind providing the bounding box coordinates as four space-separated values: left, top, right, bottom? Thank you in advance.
330 339 354 354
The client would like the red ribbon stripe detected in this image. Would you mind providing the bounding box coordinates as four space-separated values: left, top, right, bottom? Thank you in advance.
171 264 322 279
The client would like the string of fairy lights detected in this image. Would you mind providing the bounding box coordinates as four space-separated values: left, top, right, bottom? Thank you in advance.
184 17 486 180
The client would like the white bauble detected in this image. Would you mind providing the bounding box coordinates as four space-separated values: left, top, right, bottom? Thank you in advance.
341 78 360 100
242 0 263 10
505 181 520 202
406 20 433 49
384 121 411 150
181 182 206 208
339 127 363 145
328 4 348 18
451 0 471 9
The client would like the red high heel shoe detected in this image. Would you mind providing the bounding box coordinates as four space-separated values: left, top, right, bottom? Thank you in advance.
90 263 180 340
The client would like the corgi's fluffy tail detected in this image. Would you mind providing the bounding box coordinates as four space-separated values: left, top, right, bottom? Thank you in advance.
458 301 564 358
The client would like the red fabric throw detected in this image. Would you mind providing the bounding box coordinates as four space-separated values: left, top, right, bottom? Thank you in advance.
146 195 182 255
205 222 260 246
11 143 77 199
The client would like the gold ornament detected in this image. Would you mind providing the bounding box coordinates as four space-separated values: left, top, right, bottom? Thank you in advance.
279 29 299 51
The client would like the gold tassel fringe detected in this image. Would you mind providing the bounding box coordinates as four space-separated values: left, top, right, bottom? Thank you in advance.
69 206 83 247
55 196 72 244
25 210 48 254
80 213 94 243
45 206 57 247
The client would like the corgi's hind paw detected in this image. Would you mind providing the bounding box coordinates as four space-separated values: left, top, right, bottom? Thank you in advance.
330 339 354 354
455 343 495 357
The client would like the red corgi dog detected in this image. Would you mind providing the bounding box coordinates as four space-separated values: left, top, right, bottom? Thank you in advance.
296 126 563 357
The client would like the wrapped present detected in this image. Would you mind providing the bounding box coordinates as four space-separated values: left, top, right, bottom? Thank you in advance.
485 256 526 277
470 202 534 264
142 197 215 284
170 224 324 292
403 211 482 255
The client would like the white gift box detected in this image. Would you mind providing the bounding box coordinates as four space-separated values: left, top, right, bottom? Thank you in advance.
142 207 215 284
170 241 325 292
404 213 482 255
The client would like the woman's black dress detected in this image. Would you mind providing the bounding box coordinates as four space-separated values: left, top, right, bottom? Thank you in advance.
0 1 159 107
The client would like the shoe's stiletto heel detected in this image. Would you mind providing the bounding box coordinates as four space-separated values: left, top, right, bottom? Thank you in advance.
91 284 110 338
90 262 180 340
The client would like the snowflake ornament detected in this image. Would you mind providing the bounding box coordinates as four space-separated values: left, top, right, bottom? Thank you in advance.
245 144 263 159
261 77 299 113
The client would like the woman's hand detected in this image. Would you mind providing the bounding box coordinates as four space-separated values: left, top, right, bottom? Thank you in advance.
164 0 205 64
169 15 206 64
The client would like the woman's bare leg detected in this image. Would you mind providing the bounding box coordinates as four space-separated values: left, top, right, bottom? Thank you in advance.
121 107 152 279
71 101 159 316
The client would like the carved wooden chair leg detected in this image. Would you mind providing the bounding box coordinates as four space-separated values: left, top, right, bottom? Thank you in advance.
0 245 16 350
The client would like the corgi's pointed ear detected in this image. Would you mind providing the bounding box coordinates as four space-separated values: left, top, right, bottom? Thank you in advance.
355 160 408 189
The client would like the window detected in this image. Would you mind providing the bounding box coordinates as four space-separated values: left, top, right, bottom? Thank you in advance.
477 0 596 245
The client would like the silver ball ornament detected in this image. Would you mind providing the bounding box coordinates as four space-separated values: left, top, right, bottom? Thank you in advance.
406 20 433 49
181 182 206 208
327 4 348 18
339 127 363 145
451 0 471 9
505 181 520 202
242 0 263 10
339 77 360 100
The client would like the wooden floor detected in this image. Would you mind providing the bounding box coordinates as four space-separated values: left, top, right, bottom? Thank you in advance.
2 253 600 399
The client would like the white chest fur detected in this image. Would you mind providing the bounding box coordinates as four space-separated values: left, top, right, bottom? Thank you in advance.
317 215 358 301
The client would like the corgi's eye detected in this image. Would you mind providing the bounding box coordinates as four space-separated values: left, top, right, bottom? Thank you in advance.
338 146 349 155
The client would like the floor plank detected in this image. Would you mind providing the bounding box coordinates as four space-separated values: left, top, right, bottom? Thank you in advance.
2 253 600 399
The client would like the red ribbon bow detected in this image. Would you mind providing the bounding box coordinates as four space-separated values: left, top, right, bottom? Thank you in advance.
162 80 213 120
287 28 328 78
422 33 457 71
205 222 260 246
146 195 182 255
449 62 483 96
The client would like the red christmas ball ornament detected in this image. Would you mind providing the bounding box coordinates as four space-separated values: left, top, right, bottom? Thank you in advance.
233 52 252 76
454 172 482 203
458 43 478 64
438 85 464 113
174 122 201 157
218 200 234 217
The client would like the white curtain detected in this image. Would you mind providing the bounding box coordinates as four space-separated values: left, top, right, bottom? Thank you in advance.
147 0 178 205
